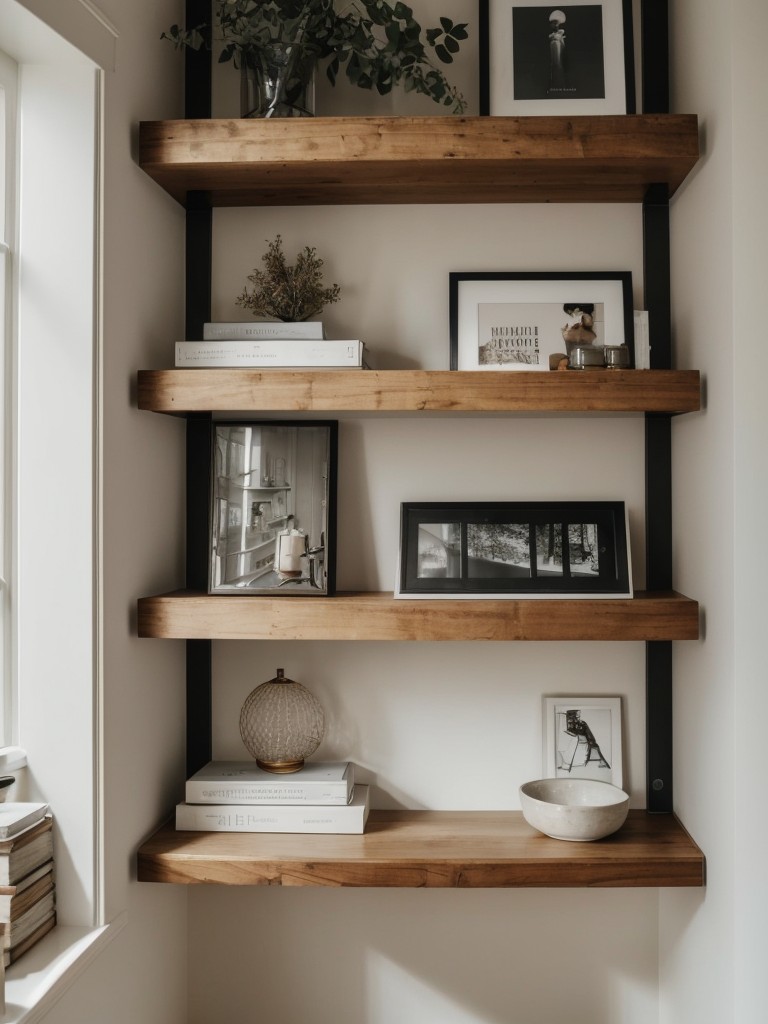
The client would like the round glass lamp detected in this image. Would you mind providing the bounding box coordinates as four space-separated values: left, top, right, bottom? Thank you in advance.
239 668 325 773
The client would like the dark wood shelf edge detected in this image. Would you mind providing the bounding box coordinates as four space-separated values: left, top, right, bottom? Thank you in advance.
136 809 705 888
137 114 700 207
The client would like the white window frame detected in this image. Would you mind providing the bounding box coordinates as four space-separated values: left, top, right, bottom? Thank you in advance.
0 1 121 1018
0 45 17 751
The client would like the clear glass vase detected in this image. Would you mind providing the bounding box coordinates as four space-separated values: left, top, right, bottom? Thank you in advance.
240 43 315 119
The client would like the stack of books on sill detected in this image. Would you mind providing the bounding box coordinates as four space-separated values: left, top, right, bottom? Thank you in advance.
174 321 369 370
0 803 56 967
175 760 369 835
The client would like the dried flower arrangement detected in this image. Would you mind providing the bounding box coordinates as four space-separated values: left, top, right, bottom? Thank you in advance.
236 235 341 322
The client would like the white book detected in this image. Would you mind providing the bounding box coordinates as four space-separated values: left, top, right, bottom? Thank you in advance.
203 321 325 340
175 785 370 834
633 310 650 369
175 338 365 368
185 760 354 805
0 803 49 841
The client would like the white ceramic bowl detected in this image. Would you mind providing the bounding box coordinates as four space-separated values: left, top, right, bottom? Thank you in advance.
519 778 629 842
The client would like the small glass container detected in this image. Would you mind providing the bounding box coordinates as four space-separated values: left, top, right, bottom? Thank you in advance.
569 345 605 370
604 344 631 369
239 668 325 772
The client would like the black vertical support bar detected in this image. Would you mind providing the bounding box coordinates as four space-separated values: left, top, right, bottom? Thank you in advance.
644 181 673 812
641 0 669 114
186 417 212 777
184 0 213 778
185 0 212 121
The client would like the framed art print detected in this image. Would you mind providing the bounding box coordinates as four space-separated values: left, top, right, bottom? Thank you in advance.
396 501 632 599
449 271 633 371
543 696 623 788
209 420 337 596
479 0 635 115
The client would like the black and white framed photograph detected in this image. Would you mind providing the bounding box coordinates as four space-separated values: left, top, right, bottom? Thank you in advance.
449 271 633 371
209 420 337 596
396 501 632 598
543 696 623 788
479 0 635 115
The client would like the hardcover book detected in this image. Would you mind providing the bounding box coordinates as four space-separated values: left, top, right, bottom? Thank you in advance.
175 784 370 834
0 816 54 886
0 803 49 840
185 760 354 805
175 338 365 368
0 862 54 922
2 889 55 950
203 321 325 340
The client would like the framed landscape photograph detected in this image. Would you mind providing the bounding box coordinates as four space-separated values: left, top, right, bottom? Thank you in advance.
543 696 623 788
396 501 632 598
449 271 633 371
209 420 337 596
479 0 635 115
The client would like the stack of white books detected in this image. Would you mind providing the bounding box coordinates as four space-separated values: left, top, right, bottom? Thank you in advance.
175 321 368 369
175 760 369 834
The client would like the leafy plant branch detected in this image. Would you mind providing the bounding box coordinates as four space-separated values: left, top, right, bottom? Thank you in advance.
163 1 469 113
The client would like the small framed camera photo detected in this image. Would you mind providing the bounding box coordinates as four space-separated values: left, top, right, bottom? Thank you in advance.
543 696 623 789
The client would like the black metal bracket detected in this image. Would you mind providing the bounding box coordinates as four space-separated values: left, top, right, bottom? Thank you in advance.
184 0 213 778
641 1 674 813
643 179 673 812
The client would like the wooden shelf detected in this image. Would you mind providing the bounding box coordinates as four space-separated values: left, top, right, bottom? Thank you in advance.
137 369 701 416
137 590 699 642
138 115 700 207
136 810 705 888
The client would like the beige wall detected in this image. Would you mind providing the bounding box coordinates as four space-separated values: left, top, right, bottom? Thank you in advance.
38 0 768 1021
39 0 189 1021
661 0 768 1021
196 5 661 1024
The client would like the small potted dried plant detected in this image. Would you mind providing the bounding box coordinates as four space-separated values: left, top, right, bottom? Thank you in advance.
236 235 341 322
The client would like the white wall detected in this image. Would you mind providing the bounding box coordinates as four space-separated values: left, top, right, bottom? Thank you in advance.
661 0 768 1022
188 5 667 1023
33 0 190 1021
34 0 766 1021
731 1 768 1017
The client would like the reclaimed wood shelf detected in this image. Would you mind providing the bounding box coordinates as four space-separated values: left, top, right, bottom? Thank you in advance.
137 369 702 416
136 810 705 888
138 115 700 207
137 590 699 642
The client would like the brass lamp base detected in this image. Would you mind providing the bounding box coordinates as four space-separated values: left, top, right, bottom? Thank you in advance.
256 758 305 774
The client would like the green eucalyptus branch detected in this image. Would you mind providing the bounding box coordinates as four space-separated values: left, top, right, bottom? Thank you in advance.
163 1 468 113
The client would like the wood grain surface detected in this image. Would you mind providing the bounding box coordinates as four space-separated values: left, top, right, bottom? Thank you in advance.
138 115 700 207
137 369 702 415
137 590 700 642
137 810 705 888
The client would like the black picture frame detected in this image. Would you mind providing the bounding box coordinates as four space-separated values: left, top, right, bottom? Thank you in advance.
449 270 634 371
397 501 631 598
479 0 636 116
209 420 337 596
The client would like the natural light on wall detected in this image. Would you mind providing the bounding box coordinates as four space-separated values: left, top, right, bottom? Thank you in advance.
0 48 15 749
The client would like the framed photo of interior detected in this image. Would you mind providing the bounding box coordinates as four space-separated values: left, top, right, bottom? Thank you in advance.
543 696 623 788
396 501 632 599
209 420 337 596
449 271 633 372
478 0 636 116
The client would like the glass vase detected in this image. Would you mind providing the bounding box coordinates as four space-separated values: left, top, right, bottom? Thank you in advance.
240 43 315 119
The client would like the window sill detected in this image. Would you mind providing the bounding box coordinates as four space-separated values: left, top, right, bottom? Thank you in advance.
4 915 126 1024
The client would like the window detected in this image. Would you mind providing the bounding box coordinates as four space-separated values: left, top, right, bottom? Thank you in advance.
0 48 17 747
